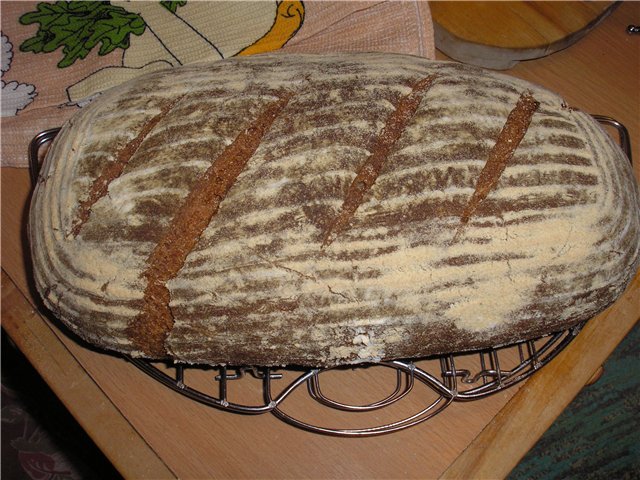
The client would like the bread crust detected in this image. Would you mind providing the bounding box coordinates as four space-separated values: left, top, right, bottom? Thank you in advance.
29 53 640 367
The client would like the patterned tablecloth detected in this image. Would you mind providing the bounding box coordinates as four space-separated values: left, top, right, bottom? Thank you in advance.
1 1 435 167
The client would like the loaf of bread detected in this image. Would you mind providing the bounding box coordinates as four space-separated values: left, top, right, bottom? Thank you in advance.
29 53 640 367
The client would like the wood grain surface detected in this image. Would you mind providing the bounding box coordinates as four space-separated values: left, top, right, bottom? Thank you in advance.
1 271 177 479
441 273 639 479
2 2 638 478
431 1 618 69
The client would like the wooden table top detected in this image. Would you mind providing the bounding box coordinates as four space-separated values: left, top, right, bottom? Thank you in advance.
430 1 618 69
2 3 638 478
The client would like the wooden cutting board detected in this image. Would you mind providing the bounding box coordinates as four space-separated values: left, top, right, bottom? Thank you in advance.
430 1 618 69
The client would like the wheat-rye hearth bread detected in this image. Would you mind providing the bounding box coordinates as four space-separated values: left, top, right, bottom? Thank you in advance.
29 53 640 367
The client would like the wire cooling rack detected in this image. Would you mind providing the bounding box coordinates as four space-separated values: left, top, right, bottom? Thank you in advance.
29 115 632 436
127 325 583 436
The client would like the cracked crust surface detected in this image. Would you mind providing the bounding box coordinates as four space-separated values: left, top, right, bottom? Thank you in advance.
29 53 640 367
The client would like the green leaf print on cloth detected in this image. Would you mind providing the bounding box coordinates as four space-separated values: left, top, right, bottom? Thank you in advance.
19 1 185 68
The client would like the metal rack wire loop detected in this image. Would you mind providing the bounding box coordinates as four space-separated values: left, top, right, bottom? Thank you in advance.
591 114 632 163
307 364 415 412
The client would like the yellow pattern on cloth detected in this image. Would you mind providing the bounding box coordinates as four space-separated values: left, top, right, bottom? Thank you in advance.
1 1 435 168
66 1 305 103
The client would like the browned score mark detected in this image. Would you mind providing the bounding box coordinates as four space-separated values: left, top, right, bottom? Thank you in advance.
128 92 293 357
459 92 539 228
69 95 186 237
322 75 438 248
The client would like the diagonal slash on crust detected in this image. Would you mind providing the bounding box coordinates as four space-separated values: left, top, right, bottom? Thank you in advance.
69 95 186 237
459 92 539 228
322 75 438 248
128 91 293 357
